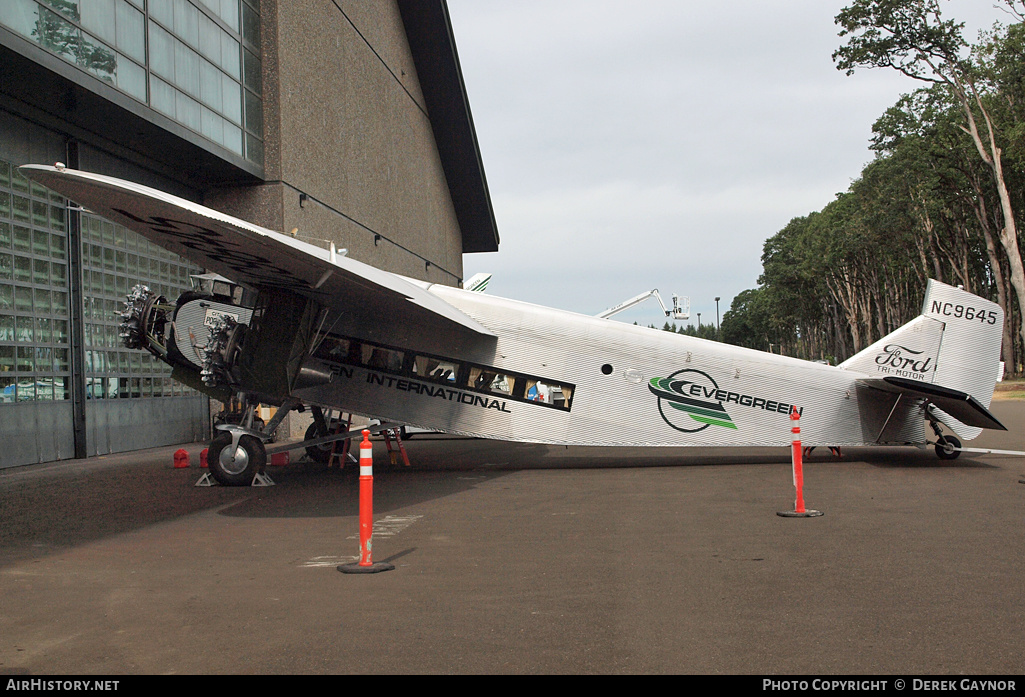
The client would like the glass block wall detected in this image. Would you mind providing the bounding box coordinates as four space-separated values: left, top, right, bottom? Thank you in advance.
0 157 203 405
80 210 203 400
0 0 263 165
0 160 71 403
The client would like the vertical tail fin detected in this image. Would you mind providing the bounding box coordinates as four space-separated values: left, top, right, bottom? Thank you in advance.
840 280 1004 438
464 273 492 293
921 280 1004 400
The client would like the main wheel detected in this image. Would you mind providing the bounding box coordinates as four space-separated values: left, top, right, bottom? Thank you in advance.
208 432 267 486
304 421 346 464
935 435 961 460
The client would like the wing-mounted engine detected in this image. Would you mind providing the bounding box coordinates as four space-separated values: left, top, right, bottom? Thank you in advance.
230 287 328 398
119 285 172 357
117 277 254 400
200 313 247 389
118 275 330 404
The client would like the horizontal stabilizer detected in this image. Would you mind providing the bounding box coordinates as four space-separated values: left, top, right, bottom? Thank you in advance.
859 376 1006 431
19 165 495 339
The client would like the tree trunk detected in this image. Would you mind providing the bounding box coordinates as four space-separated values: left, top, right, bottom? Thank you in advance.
956 79 1025 364
969 178 1014 368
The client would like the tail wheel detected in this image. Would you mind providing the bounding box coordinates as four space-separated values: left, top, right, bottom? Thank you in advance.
208 432 267 486
935 435 961 460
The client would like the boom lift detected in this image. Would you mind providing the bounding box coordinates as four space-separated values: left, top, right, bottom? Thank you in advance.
597 289 690 321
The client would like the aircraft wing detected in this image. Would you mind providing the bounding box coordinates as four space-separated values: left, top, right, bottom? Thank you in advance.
19 164 495 339
858 376 1006 431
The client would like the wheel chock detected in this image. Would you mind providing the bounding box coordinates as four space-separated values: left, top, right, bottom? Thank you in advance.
195 471 274 486
252 471 275 487
195 472 217 487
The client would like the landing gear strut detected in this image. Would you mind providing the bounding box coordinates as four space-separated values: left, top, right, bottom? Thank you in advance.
201 396 398 486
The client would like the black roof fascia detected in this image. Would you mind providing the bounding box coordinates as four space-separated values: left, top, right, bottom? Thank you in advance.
0 27 262 189
397 0 499 253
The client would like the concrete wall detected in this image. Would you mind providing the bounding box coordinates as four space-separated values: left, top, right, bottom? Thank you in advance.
207 0 465 287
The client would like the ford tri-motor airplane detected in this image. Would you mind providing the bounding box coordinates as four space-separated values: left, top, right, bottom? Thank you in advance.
21 165 1008 485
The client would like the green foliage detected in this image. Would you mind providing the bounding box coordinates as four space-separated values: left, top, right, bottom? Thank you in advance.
833 0 970 83
651 320 720 341
721 288 774 350
32 1 116 80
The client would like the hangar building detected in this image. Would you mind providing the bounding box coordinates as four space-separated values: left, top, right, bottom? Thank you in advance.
0 0 498 468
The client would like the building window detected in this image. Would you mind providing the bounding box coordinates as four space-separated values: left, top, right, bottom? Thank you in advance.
0 0 263 165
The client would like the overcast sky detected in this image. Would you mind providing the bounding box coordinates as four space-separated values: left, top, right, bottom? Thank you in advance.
448 0 1013 328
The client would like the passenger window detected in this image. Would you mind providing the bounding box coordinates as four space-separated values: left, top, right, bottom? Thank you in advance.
552 384 572 408
469 367 517 395
314 336 574 411
314 336 352 363
526 379 573 408
363 345 403 372
413 355 460 382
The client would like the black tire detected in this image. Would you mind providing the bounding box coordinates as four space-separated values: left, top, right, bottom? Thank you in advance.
935 435 961 460
304 421 346 465
208 432 266 486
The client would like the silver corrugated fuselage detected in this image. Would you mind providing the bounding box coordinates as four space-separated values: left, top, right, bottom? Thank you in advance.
296 286 920 448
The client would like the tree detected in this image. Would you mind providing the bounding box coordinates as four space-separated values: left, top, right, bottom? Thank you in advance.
835 0 1025 363
758 215 832 358
721 288 775 351
872 84 1018 365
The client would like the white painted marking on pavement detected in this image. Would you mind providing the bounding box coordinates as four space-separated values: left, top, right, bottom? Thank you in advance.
301 515 423 567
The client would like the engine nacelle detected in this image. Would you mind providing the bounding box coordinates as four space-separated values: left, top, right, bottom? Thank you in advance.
120 285 253 399
120 283 320 403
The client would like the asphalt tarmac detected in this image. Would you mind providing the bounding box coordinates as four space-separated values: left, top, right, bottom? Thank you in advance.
1 401 1023 675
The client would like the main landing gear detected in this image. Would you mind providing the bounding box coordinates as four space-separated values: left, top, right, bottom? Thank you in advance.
303 407 350 466
207 431 267 486
201 397 370 486
202 396 303 486
802 446 842 459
